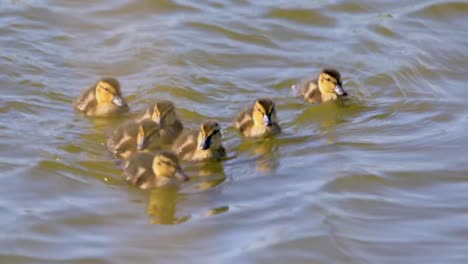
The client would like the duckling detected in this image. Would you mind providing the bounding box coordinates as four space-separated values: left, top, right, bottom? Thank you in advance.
233 98 281 138
73 77 129 116
296 68 348 103
137 100 183 145
107 119 161 159
123 151 189 189
172 120 226 161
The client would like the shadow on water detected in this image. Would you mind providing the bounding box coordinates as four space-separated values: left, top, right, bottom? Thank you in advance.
146 160 231 225
183 160 227 191
2 0 468 263
146 187 190 225
234 137 281 175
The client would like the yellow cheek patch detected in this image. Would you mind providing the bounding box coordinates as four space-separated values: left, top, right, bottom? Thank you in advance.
159 157 175 167
321 74 339 85
98 82 118 94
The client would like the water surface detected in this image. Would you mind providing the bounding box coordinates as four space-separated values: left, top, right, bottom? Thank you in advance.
1 0 468 263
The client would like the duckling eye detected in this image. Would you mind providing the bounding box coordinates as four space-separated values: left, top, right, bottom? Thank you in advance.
160 160 171 166
326 78 337 85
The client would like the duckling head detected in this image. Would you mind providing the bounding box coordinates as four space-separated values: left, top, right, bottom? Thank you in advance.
151 100 177 127
318 69 347 96
197 120 222 150
136 119 160 151
252 98 278 127
95 77 127 107
152 151 189 182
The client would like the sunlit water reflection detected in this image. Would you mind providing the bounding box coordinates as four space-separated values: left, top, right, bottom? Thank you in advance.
1 0 468 263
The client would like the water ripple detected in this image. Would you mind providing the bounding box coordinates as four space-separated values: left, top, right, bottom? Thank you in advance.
1 0 468 263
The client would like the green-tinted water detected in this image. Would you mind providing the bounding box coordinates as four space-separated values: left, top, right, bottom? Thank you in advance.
1 0 468 263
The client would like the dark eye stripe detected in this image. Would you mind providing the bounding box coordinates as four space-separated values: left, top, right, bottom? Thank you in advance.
204 129 220 142
325 77 338 85
156 109 168 118
147 129 157 138
140 127 158 139
161 160 172 166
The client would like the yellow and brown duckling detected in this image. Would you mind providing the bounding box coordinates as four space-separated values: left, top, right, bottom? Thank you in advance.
74 77 129 117
233 98 281 138
136 100 183 145
123 151 189 189
296 68 348 103
172 120 226 161
107 119 161 159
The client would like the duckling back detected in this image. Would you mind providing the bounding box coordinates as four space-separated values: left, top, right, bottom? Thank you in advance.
107 120 138 155
122 152 155 188
297 78 322 103
233 106 255 135
160 120 183 145
171 129 199 161
74 84 96 113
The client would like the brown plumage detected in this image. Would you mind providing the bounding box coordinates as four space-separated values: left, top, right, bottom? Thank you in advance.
296 68 347 103
122 151 189 189
107 119 161 159
74 77 129 116
233 98 281 138
136 100 183 145
172 120 226 161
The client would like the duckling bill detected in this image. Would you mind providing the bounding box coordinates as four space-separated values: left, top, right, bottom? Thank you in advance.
123 151 189 189
172 120 226 161
233 98 281 138
73 77 129 117
296 68 347 103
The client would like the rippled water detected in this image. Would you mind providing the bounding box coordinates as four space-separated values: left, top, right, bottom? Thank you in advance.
1 0 468 263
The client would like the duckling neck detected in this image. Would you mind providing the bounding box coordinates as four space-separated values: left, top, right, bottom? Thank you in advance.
154 176 176 187
192 148 213 161
92 102 126 116
317 84 338 102
252 118 268 129
321 91 337 102
250 122 273 137
192 138 221 160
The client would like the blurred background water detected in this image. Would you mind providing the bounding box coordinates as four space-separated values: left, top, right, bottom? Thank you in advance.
1 0 468 263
